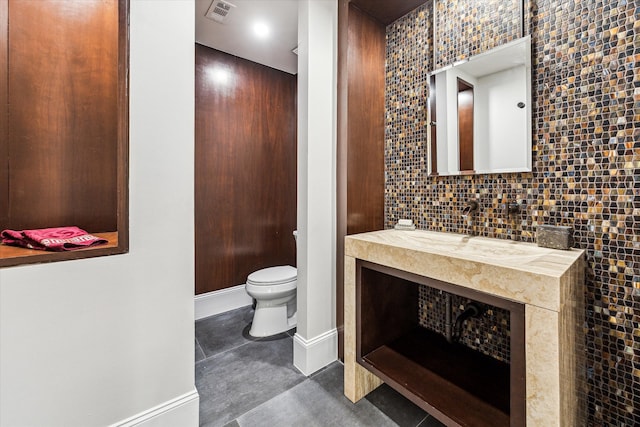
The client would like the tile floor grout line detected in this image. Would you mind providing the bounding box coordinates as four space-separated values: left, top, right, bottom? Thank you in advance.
195 335 295 365
195 340 254 365
195 338 205 358
416 414 430 427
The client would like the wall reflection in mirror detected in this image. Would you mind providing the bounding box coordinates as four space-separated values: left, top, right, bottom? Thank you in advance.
427 36 532 176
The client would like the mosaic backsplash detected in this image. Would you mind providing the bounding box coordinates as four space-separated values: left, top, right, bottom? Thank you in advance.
385 0 639 425
418 285 511 362
434 0 521 68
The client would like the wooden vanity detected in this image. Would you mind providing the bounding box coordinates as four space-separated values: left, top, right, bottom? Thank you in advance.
344 229 584 427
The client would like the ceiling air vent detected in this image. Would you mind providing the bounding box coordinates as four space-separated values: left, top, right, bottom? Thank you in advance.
205 0 236 23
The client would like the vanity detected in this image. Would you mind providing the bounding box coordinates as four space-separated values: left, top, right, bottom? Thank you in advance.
344 229 584 427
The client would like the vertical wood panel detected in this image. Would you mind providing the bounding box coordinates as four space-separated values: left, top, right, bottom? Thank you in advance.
116 0 130 252
195 45 297 295
337 2 386 360
457 79 474 171
336 0 351 361
346 5 385 236
7 0 119 232
0 0 7 222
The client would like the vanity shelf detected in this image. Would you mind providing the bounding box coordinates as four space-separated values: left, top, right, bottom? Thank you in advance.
361 328 510 427
356 261 525 427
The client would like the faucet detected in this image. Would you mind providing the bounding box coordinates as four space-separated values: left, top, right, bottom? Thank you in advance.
461 200 479 237
503 200 520 217
502 200 522 241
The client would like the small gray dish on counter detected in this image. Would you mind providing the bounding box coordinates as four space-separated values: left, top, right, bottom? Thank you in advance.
536 225 573 250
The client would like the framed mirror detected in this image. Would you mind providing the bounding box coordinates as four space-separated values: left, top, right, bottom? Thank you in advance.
427 35 532 176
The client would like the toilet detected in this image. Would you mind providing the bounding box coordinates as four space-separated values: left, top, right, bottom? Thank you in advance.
245 231 297 337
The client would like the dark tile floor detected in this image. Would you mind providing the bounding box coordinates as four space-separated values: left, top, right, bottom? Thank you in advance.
195 306 445 427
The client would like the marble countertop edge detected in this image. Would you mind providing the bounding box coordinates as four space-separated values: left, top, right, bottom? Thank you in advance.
344 229 584 283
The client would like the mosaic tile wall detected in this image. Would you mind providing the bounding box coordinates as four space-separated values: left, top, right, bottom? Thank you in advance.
418 286 511 362
434 0 521 68
385 0 639 425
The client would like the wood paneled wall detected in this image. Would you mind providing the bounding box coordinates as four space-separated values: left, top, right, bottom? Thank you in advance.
337 2 386 359
195 45 297 295
0 1 7 223
346 6 385 235
2 0 121 233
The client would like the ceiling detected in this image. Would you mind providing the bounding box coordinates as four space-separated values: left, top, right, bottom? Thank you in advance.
195 0 299 75
194 0 429 75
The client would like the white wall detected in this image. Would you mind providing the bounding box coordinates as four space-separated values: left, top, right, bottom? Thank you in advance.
294 0 338 376
0 1 198 426
434 71 449 173
476 65 528 171
434 67 478 174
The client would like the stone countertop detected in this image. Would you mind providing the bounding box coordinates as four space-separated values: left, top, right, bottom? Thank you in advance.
345 229 585 311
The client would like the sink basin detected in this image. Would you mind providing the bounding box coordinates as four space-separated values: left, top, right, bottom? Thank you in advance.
344 229 584 311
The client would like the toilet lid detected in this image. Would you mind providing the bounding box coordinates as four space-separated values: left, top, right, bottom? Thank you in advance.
247 266 297 286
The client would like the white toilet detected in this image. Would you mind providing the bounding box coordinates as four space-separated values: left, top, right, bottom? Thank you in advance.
245 231 297 337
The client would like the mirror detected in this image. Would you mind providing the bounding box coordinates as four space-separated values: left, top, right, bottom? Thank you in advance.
427 36 532 176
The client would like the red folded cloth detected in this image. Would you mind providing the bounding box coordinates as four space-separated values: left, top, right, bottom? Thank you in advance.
1 226 108 251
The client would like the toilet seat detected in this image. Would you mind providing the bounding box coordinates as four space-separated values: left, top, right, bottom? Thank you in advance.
247 266 297 286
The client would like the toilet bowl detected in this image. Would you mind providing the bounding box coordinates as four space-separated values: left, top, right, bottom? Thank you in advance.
245 231 298 337
246 265 297 337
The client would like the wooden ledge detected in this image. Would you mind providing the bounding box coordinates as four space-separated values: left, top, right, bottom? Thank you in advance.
0 232 123 268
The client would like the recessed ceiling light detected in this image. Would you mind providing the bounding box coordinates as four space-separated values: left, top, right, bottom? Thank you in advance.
253 21 270 39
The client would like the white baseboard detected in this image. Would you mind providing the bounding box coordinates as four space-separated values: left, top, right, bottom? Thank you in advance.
112 389 199 427
293 328 338 376
195 284 253 320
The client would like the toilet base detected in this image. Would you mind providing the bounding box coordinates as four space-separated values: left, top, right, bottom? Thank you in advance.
249 299 297 337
